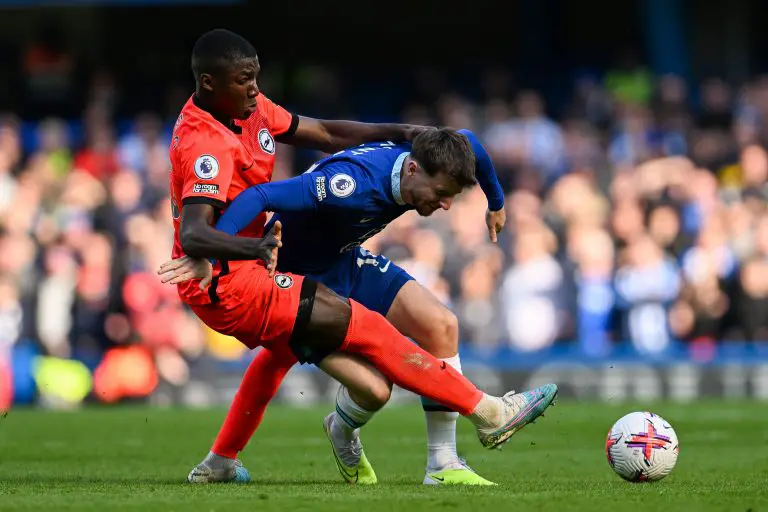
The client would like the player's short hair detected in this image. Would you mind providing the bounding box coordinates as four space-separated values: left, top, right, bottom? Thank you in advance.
191 29 257 80
410 128 477 188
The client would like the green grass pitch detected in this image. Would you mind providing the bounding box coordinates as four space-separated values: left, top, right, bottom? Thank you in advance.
0 401 766 511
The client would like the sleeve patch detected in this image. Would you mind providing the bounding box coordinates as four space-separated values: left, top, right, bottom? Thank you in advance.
315 175 327 201
194 154 220 180
192 183 220 195
329 174 356 198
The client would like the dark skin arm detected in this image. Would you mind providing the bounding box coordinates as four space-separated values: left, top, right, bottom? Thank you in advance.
179 203 281 265
278 117 430 154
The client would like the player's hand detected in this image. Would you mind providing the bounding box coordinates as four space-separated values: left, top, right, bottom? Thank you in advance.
157 256 213 290
257 221 283 277
486 208 506 243
265 221 282 277
403 125 436 142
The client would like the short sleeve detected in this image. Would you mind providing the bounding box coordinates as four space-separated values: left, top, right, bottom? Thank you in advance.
178 138 236 210
257 94 298 137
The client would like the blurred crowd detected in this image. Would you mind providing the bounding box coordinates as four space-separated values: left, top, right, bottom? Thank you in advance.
388 71 768 355
2 61 768 405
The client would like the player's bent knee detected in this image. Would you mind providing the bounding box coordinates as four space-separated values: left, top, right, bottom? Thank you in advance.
287 279 350 365
350 378 392 411
421 309 459 357
443 311 459 350
369 378 393 409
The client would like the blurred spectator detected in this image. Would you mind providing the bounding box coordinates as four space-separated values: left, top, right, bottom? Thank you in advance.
566 72 613 129
36 245 77 357
399 229 451 306
73 105 119 180
568 227 615 356
734 257 768 341
455 246 505 347
615 234 681 354
35 117 72 178
117 112 167 177
604 49 654 106
0 274 21 412
647 204 688 259
500 220 568 351
483 90 565 190
0 117 21 215
0 273 23 353
697 77 734 131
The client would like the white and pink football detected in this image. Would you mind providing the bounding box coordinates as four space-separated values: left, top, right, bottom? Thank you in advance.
605 411 680 482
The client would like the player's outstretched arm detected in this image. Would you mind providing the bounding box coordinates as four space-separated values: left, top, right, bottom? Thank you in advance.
216 167 364 237
457 129 507 242
215 176 313 236
277 116 430 154
458 129 505 211
180 203 281 264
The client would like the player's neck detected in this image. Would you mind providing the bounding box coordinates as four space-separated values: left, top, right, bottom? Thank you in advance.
193 93 234 128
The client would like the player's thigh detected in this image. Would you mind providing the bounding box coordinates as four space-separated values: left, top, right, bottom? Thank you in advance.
285 281 353 366
318 353 392 410
192 264 307 350
347 247 414 316
385 280 459 358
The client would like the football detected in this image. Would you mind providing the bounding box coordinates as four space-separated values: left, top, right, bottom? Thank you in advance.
605 411 680 482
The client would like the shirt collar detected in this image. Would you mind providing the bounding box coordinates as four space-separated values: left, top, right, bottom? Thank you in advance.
390 151 409 206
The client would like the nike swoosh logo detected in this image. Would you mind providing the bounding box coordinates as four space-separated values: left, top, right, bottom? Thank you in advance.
332 451 358 482
379 260 391 273
432 475 445 482
241 161 255 171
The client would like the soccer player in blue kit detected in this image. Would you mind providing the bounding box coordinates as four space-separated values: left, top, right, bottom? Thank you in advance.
160 128 546 485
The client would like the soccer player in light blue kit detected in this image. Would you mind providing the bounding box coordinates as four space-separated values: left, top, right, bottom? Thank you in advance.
162 128 551 485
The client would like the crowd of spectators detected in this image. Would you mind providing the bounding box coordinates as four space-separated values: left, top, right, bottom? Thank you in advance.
2 60 768 405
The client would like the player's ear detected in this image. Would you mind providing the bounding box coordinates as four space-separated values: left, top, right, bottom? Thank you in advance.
199 73 215 93
406 160 418 177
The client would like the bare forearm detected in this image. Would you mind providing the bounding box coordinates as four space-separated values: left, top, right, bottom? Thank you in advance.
180 224 262 261
314 120 412 153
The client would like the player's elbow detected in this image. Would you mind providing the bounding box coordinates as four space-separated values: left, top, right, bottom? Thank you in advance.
315 136 340 154
179 227 209 258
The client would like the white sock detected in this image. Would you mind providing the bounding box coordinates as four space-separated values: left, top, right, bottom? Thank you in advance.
468 394 502 428
425 354 462 470
332 386 375 441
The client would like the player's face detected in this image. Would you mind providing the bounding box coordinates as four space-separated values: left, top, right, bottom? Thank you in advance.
409 165 463 217
216 58 261 120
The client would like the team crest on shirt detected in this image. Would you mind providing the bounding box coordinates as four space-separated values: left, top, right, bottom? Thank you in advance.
258 128 276 155
274 274 293 289
330 174 356 198
194 154 219 180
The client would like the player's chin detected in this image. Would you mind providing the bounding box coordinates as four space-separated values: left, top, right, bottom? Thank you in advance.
416 206 438 217
239 105 257 119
